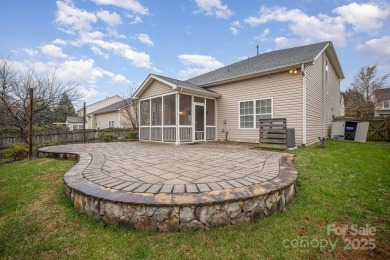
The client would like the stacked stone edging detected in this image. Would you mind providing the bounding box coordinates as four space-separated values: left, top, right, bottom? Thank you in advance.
39 145 297 232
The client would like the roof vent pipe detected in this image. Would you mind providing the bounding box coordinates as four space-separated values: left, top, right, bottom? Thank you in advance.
256 45 259 55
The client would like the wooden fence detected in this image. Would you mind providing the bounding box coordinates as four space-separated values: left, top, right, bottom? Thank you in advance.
259 118 287 150
333 117 389 142
0 128 134 149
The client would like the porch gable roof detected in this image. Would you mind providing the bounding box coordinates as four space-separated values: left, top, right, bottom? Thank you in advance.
133 74 221 99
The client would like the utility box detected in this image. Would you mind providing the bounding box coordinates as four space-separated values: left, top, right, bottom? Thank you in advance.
286 128 296 150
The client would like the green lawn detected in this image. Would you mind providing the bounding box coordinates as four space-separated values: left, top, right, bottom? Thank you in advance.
0 141 389 259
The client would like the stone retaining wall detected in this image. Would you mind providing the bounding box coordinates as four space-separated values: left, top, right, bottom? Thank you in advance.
66 182 295 232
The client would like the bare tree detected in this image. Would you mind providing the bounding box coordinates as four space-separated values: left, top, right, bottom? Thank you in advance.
0 58 81 141
350 64 389 120
343 89 364 117
120 98 138 130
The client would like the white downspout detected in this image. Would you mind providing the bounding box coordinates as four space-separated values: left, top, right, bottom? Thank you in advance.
302 63 307 146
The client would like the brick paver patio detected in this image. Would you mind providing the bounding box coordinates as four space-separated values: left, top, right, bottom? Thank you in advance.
39 141 298 232
42 142 282 194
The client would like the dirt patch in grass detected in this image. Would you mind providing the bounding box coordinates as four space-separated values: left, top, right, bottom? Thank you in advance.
34 172 60 180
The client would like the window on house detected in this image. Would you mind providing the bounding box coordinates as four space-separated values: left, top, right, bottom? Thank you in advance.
109 121 114 128
239 98 273 129
384 100 390 109
73 125 78 131
325 58 329 82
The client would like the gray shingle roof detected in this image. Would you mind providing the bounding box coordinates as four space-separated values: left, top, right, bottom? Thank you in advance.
89 98 132 115
187 41 330 86
152 74 219 95
66 116 84 123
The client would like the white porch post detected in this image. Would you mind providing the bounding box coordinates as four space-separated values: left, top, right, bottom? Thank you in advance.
176 93 180 145
191 95 195 143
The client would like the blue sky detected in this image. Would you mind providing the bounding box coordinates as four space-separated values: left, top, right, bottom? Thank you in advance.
1 0 389 106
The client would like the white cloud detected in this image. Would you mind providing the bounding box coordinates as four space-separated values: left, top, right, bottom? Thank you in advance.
111 74 131 84
79 86 99 101
52 38 67 45
274 37 313 49
333 2 390 33
55 1 97 34
23 48 39 57
357 36 390 59
194 0 233 19
254 28 270 42
178 54 224 77
130 15 143 24
230 21 242 35
91 0 148 15
91 46 109 59
136 34 154 46
244 6 346 47
96 10 122 27
40 44 68 58
90 39 153 69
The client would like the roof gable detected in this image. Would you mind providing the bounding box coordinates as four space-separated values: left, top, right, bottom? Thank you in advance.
133 74 220 99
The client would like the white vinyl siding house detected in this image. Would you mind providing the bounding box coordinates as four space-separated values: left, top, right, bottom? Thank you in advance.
133 41 344 146
207 72 303 144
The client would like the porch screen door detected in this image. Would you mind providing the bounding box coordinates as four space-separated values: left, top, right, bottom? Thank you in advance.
194 105 205 141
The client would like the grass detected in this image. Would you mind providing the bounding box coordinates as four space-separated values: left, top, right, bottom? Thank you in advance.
0 140 389 259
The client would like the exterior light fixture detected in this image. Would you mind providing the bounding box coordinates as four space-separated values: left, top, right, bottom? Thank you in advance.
289 68 298 74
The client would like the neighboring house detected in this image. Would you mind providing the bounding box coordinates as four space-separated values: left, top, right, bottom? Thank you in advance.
375 88 390 117
133 41 344 146
88 98 134 129
66 116 84 131
74 95 123 129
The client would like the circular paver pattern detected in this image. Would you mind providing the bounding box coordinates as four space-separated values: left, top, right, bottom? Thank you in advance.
42 142 282 194
39 142 298 232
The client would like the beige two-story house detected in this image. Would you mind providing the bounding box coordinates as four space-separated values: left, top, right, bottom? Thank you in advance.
133 41 344 146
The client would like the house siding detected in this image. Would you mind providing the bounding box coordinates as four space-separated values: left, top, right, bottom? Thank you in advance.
207 72 303 144
305 52 340 145
140 80 174 99
94 111 121 129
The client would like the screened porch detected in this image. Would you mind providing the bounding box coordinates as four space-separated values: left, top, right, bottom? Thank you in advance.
138 93 216 144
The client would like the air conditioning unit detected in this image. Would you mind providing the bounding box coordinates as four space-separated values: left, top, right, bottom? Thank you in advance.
287 128 296 150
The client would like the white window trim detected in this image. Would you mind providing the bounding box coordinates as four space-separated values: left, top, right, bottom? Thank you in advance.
109 120 115 128
238 97 273 130
383 100 390 109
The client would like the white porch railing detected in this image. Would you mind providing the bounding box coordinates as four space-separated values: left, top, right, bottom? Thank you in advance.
139 127 150 140
195 131 204 141
206 126 216 140
180 127 192 142
163 127 176 142
151 127 162 141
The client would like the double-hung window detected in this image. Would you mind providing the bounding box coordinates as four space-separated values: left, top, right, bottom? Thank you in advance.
239 98 272 129
384 100 390 109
